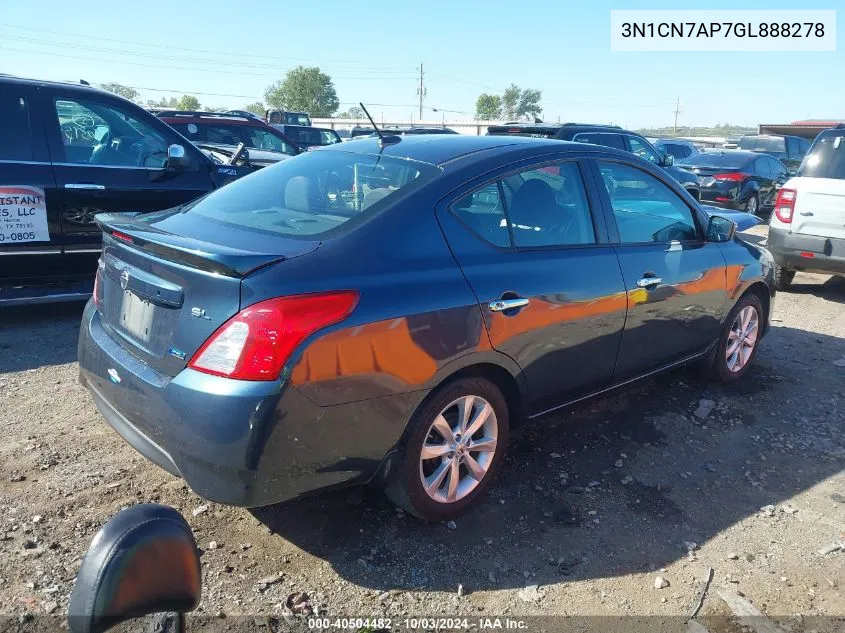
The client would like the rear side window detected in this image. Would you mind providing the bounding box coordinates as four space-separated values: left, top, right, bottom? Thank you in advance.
798 132 845 180
572 132 600 145
738 136 787 158
176 150 437 238
597 161 698 244
599 133 626 150
0 93 34 161
451 161 596 249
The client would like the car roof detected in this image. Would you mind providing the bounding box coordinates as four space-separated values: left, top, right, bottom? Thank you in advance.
321 134 613 166
1 73 113 96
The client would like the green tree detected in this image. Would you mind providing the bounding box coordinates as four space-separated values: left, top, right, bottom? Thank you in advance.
146 96 178 109
475 93 502 120
264 66 339 118
336 106 365 119
517 88 542 119
176 95 201 111
100 83 139 102
501 84 521 120
244 101 265 117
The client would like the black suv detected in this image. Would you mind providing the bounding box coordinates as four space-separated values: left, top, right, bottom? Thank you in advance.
486 123 701 200
0 75 256 306
737 135 811 175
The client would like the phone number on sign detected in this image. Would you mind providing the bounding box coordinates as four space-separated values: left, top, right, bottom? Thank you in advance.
621 22 825 38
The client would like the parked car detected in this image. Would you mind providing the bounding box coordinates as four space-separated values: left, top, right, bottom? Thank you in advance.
486 123 701 200
270 124 342 149
265 108 311 126
0 76 261 306
767 126 845 290
654 138 699 161
156 111 301 156
78 134 774 520
737 134 811 175
349 126 459 139
224 109 261 120
678 150 789 215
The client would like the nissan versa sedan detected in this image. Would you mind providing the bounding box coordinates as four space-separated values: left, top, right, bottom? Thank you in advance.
78 135 775 521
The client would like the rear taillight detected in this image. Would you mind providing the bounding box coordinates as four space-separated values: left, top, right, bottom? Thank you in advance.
188 291 359 381
713 172 744 182
774 188 796 223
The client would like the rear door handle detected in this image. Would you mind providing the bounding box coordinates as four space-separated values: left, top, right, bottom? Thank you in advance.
489 298 530 312
636 277 662 288
65 183 105 190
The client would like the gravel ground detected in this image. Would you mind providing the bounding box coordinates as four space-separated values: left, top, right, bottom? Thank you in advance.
1 229 844 631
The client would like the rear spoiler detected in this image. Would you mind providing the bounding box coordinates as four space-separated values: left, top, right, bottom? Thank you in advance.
96 213 289 278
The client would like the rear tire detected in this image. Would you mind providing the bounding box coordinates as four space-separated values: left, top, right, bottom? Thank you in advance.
385 377 509 521
773 265 795 291
704 293 764 383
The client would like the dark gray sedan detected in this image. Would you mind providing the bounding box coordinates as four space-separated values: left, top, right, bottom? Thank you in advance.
78 135 774 521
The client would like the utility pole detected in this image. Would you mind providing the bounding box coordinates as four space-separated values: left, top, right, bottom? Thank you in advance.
673 97 681 138
417 62 426 121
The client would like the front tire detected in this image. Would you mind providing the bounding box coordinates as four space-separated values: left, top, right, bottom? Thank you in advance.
385 377 509 521
773 265 795 291
705 293 764 383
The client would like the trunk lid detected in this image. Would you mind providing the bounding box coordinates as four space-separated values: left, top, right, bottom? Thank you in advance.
95 212 319 376
789 177 845 240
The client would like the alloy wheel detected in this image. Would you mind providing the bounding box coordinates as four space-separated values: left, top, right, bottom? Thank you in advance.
419 395 498 503
726 305 759 372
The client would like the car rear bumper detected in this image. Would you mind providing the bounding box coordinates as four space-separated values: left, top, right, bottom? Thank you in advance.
78 300 412 507
767 227 845 275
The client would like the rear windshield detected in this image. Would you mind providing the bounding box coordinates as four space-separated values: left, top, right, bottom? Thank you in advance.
797 132 845 180
738 136 786 154
284 113 311 125
678 152 751 169
175 150 438 238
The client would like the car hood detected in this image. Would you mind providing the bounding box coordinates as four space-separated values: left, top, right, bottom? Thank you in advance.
700 205 762 231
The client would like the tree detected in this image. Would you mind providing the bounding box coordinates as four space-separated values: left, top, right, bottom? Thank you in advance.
475 93 502 120
264 66 339 118
517 88 542 119
501 84 521 120
146 96 178 109
336 106 365 119
100 83 139 102
176 95 200 111
244 102 265 117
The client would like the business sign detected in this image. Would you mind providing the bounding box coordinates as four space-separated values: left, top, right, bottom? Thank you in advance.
0 186 49 243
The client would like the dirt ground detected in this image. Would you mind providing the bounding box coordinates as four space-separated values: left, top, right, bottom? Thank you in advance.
1 228 844 631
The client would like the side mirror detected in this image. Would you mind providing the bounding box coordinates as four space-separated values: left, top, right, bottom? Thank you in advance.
166 144 190 170
662 154 674 166
707 215 737 243
68 504 201 633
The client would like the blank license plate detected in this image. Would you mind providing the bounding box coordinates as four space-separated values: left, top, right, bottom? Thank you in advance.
120 290 155 342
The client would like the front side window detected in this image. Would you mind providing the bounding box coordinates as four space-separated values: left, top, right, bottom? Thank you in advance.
169 150 436 238
205 125 244 146
767 157 788 179
451 161 596 249
0 93 34 161
597 161 698 244
54 98 168 167
627 136 661 164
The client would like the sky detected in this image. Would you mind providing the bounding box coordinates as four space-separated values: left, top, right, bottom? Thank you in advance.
1 0 841 129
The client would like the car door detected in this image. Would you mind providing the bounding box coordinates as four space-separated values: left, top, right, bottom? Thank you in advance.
44 89 216 272
0 82 65 288
765 156 789 206
752 156 776 206
436 156 628 413
590 157 727 379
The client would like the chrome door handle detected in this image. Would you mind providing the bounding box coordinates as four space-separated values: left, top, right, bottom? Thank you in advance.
636 277 662 288
65 183 105 190
489 298 530 312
